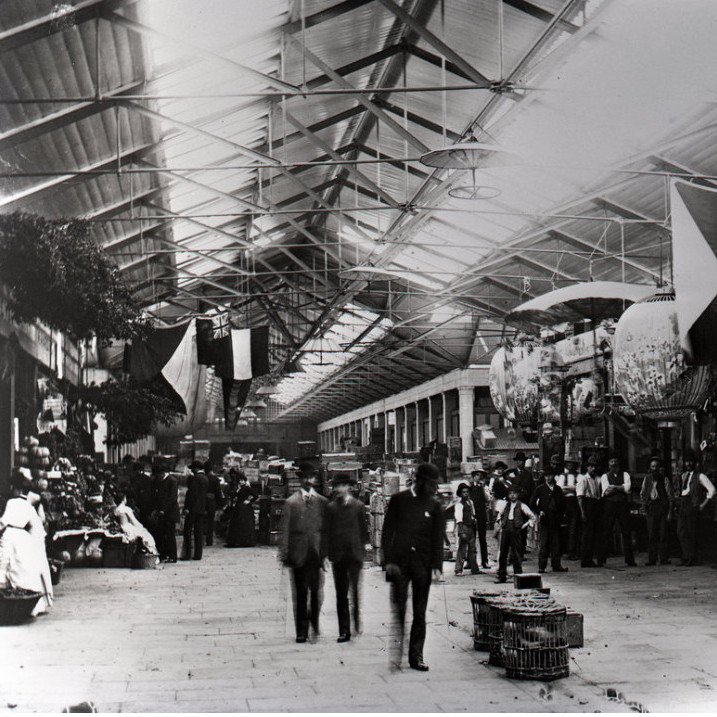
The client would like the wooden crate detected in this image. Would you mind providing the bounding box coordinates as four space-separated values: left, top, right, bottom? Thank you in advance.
566 610 584 648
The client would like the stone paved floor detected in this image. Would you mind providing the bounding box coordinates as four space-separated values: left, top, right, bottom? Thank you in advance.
1 543 716 713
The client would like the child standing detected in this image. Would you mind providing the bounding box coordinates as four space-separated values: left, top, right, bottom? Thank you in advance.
496 485 536 583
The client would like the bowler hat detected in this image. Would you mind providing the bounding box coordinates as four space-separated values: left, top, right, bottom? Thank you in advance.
331 472 356 485
415 463 441 483
493 461 508 471
514 451 527 461
507 483 520 494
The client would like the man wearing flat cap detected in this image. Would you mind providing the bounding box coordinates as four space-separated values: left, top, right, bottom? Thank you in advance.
322 473 369 643
279 460 328 643
382 463 445 672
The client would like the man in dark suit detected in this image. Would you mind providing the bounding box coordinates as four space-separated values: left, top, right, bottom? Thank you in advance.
181 461 209 561
203 460 224 546
382 462 445 672
153 465 179 563
531 468 568 573
322 472 369 643
279 461 328 643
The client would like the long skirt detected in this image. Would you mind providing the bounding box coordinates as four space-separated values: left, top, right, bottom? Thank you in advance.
226 503 255 547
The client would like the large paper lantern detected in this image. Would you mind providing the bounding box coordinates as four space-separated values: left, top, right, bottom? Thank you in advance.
489 342 540 426
612 289 715 419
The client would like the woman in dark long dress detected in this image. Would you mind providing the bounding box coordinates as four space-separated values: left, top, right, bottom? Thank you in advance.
225 472 257 547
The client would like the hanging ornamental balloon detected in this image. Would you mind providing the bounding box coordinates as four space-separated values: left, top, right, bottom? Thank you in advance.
489 342 540 426
612 289 716 420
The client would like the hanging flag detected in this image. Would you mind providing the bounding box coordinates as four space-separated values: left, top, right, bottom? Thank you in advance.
125 320 205 416
671 179 717 363
160 319 202 415
123 322 188 384
214 326 270 381
222 378 252 430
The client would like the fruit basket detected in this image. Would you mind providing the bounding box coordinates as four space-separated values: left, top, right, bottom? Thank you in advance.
0 588 43 625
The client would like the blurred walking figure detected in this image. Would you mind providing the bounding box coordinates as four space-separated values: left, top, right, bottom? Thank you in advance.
322 473 369 642
382 463 445 672
279 461 327 643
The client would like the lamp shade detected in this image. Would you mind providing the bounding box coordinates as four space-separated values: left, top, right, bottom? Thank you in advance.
612 289 716 419
419 141 506 169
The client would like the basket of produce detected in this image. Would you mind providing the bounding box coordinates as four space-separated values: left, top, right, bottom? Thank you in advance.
129 540 159 569
48 558 64 586
0 588 43 625
470 591 509 651
502 604 569 681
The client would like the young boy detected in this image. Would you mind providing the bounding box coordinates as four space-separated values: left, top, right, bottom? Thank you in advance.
496 485 536 584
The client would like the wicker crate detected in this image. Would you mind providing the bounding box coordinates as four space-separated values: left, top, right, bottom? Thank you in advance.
502 605 569 681
470 591 509 651
0 589 42 625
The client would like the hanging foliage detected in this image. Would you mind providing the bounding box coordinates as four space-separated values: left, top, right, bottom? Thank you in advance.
76 378 183 446
0 211 145 341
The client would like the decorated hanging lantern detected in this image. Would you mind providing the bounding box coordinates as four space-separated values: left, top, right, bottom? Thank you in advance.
612 289 716 420
569 373 605 420
489 342 541 426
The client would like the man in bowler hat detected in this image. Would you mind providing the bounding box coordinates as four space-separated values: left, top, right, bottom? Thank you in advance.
153 464 179 563
181 461 208 561
279 460 328 643
322 472 369 642
382 462 445 671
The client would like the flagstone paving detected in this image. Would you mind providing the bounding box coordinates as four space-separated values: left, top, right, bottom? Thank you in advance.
1 543 716 712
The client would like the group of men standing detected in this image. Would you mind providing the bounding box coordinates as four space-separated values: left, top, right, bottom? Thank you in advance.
125 459 224 563
279 461 445 672
452 450 716 585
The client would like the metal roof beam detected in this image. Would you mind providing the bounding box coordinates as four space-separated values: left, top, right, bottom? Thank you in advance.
376 0 492 88
104 9 300 94
593 197 660 224
282 0 375 33
0 0 132 54
0 140 152 210
305 45 405 91
0 80 145 151
403 43 477 83
649 155 717 190
374 98 462 142
261 108 365 153
353 143 432 180
547 229 662 281
284 109 400 209
287 35 431 154
504 0 579 33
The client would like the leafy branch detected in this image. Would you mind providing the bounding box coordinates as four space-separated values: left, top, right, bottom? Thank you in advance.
0 211 145 341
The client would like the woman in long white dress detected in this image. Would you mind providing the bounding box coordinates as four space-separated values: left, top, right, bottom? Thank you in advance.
0 473 53 615
113 494 158 556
